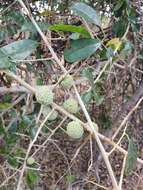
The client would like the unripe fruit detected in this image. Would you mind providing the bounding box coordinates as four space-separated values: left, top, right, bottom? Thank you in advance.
61 75 73 89
63 98 78 114
42 106 58 121
66 121 84 139
35 86 53 105
27 157 35 165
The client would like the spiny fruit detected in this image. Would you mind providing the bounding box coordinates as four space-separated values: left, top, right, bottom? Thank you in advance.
35 86 53 105
63 98 78 114
60 75 73 89
66 121 84 139
27 157 35 165
42 106 58 121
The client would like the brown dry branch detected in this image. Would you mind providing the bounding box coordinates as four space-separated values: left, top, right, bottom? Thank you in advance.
119 154 127 190
52 103 143 165
2 70 36 93
112 82 143 140
31 117 67 158
2 68 143 189
16 107 56 190
17 0 120 189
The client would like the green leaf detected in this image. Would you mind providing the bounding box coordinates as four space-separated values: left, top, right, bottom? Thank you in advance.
0 40 38 68
48 24 90 37
29 127 37 139
81 90 93 103
114 0 125 11
93 92 104 106
64 39 101 63
7 155 18 168
106 47 114 59
82 67 94 85
0 119 5 135
0 26 17 41
71 3 101 27
70 33 80 40
20 116 32 128
127 7 140 32
0 49 11 69
14 148 25 158
112 19 128 37
4 11 26 27
8 120 18 133
1 39 38 60
120 40 133 57
113 1 127 17
125 139 138 175
5 134 17 147
98 113 112 129
0 103 12 110
66 174 76 184
21 22 50 33
26 170 39 187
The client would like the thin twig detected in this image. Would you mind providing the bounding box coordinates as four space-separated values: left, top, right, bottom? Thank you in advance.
108 124 128 156
13 57 53 63
2 70 143 167
31 117 67 157
84 179 110 190
52 102 143 165
0 0 17 15
88 135 93 172
2 70 143 168
119 154 127 190
18 0 67 73
2 70 36 93
16 109 55 190
17 1 120 189
112 96 143 140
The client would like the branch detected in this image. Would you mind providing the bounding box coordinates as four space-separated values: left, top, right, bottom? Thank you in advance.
16 107 55 190
112 82 143 140
52 102 143 165
3 70 143 173
2 70 36 93
10 1 132 189
0 86 30 94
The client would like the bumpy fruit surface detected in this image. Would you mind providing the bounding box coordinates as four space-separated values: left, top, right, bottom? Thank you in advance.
66 121 84 139
35 86 53 105
42 106 58 121
27 157 35 165
63 98 78 114
61 75 73 89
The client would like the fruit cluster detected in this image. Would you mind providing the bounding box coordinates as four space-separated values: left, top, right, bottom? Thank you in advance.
35 83 98 140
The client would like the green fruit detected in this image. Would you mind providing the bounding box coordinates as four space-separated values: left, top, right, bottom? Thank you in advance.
35 86 53 105
27 157 35 165
63 98 78 114
42 106 58 121
66 121 84 139
61 75 73 89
